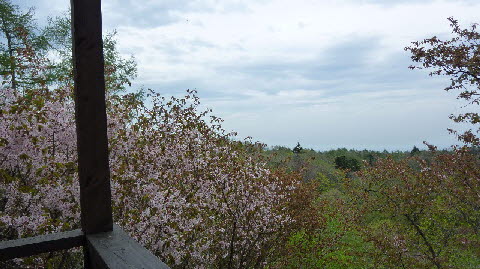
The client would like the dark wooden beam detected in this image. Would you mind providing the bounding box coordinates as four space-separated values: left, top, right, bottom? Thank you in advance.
0 229 84 261
86 224 170 269
70 0 113 235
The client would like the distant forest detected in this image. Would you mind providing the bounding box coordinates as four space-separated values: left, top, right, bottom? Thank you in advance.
265 144 453 179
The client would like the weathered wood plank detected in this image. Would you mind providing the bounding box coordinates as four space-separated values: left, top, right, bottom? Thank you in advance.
0 229 84 261
70 0 113 235
86 224 170 269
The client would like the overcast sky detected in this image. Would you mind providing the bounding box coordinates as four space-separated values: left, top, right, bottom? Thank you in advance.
18 0 480 151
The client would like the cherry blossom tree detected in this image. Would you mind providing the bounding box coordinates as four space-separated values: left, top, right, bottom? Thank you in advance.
0 8 296 268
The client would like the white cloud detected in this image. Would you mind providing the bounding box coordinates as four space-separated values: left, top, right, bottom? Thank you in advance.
19 0 480 150
112 0 480 86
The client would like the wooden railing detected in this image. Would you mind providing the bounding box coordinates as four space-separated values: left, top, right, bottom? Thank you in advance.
0 0 170 268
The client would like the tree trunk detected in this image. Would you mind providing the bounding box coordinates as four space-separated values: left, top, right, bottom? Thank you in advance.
1 16 17 91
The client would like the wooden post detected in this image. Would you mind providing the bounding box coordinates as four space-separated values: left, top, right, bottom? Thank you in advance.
71 0 113 235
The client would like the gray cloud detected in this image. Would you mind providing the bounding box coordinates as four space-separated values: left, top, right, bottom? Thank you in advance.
204 37 442 97
101 0 254 29
13 0 475 151
102 0 191 28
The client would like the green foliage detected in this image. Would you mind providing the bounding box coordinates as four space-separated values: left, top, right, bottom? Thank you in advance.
0 0 51 91
334 156 361 172
276 188 378 269
348 151 480 268
44 12 137 94
292 142 303 154
316 172 333 193
410 146 420 156
263 146 437 185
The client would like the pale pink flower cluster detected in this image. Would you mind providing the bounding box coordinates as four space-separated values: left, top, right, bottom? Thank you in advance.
0 88 80 239
0 88 294 267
